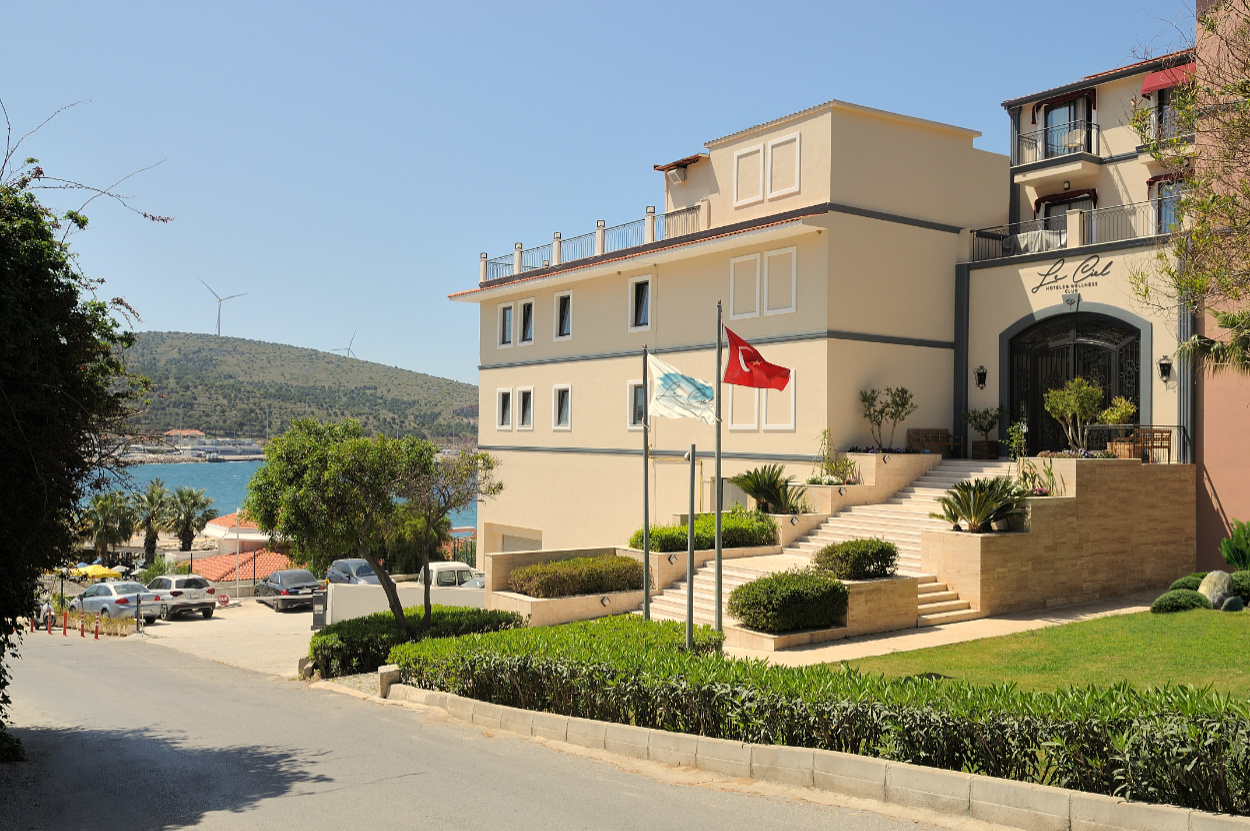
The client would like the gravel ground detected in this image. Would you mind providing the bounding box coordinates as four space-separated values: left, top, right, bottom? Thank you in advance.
330 671 380 697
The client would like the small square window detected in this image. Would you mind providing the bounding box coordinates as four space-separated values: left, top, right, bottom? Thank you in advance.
519 299 534 344
627 381 646 429
497 389 512 429
629 278 650 331
517 388 533 430
554 292 572 340
498 304 514 348
553 385 571 430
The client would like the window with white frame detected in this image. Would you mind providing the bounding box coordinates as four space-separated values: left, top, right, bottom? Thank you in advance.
762 370 796 431
626 380 646 430
552 385 571 430
497 303 514 348
763 246 797 315
766 133 801 199
628 276 651 331
729 253 760 319
517 387 534 430
733 144 764 207
519 299 535 345
728 385 758 431
1155 179 1183 234
496 389 512 429
554 292 572 340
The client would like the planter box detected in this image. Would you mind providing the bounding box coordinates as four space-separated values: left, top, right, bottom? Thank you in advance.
920 458 1196 615
489 589 645 628
970 440 1000 460
805 453 943 515
723 574 918 651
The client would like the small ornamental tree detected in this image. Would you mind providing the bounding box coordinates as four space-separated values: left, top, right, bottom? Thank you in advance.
962 405 1007 442
1043 377 1104 450
859 387 919 449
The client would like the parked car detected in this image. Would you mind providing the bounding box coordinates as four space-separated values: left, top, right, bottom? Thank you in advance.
68 582 161 625
146 574 217 620
460 576 485 589
326 559 381 585
256 569 324 612
413 562 483 588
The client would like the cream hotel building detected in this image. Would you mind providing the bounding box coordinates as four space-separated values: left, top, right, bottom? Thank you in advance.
452 48 1242 569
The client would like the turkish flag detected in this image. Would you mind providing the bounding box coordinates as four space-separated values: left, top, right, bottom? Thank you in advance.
723 327 791 390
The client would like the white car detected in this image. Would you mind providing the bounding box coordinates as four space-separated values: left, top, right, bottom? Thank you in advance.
68 582 161 625
146 574 218 620
414 562 484 588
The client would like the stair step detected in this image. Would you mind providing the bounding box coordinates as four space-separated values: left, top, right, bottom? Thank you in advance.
917 599 969 614
916 590 959 604
917 608 984 627
916 581 948 594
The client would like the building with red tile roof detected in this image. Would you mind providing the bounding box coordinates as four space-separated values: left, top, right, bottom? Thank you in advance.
194 548 290 584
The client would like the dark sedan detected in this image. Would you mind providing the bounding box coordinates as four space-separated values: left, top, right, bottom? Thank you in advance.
256 569 324 612
326 559 380 585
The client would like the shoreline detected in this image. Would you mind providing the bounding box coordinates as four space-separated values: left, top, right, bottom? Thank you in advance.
123 455 265 465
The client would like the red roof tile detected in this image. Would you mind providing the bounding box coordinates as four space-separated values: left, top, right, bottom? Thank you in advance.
207 511 259 531
194 549 290 583
1004 48 1194 107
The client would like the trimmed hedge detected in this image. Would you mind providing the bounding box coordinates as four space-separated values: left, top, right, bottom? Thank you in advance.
507 556 646 599
391 616 1250 814
629 509 777 553
1232 571 1250 604
726 569 848 634
1150 589 1214 614
1168 572 1208 592
309 605 524 678
811 538 898 580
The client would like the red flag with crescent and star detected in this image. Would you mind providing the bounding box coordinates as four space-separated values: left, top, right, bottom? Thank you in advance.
723 327 791 391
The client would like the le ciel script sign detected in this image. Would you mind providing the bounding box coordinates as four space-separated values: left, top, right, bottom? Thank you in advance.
1031 255 1113 294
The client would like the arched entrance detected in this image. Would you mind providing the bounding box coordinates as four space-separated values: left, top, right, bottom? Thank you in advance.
1009 312 1141 453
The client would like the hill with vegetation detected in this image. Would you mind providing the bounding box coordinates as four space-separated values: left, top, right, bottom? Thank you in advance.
125 332 478 442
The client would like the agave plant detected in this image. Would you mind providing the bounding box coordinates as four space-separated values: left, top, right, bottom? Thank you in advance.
731 464 807 515
929 476 1028 533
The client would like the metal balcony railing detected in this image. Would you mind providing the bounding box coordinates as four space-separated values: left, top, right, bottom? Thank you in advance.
655 204 701 241
485 253 514 281
604 218 645 253
971 215 1067 262
560 231 596 263
521 242 552 272
1084 201 1159 245
1014 119 1100 165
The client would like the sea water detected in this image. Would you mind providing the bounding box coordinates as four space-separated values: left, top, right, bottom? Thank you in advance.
130 460 478 528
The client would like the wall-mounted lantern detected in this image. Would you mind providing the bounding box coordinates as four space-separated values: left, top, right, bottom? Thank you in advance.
974 365 988 389
1157 355 1173 381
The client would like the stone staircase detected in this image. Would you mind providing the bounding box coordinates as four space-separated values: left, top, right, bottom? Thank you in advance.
645 561 771 627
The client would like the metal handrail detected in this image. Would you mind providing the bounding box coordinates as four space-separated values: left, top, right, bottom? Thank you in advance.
604 218 645 253
485 253 514 281
521 242 553 272
1014 119 1100 165
656 205 701 241
560 231 596 262
1084 201 1159 244
971 215 1067 262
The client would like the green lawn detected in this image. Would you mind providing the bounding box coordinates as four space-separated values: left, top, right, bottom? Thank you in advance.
846 610 1250 696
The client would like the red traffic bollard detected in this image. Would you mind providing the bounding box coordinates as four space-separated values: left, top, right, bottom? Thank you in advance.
47 613 53 634
94 615 100 640
80 616 85 638
62 611 68 637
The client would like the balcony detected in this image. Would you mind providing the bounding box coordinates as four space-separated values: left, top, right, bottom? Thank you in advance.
1013 119 1100 166
970 201 1166 262
480 204 705 284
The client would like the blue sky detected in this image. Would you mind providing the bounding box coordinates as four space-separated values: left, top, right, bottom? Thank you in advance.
3 1 1191 384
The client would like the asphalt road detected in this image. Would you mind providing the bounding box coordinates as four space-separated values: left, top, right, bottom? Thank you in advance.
2 633 987 831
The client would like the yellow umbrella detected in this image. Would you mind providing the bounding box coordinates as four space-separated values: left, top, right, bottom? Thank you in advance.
71 564 122 580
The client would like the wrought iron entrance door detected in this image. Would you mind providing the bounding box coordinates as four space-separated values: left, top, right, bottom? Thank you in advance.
1009 313 1141 453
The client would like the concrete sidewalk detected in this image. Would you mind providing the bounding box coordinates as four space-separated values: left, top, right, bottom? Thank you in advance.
138 598 314 677
725 589 1159 666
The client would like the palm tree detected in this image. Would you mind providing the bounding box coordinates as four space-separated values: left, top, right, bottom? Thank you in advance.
1178 309 1250 375
167 487 219 553
132 479 172 561
79 491 137 565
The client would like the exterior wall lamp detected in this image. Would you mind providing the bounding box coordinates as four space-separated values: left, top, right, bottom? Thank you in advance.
1157 355 1173 381
974 365 988 389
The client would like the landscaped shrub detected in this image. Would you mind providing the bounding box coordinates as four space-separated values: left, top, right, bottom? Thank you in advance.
811 538 898 580
391 616 1250 815
1221 519 1250 572
629 508 777 553
309 605 524 678
507 556 647 598
726 569 848 634
1150 589 1214 614
1168 572 1208 592
930 476 1028 533
731 465 807 514
1231 571 1250 604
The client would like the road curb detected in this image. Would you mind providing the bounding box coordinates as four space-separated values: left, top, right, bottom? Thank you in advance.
381 682 1249 831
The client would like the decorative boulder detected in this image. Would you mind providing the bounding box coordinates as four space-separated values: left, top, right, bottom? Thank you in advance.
1198 570 1233 609
1222 596 1244 613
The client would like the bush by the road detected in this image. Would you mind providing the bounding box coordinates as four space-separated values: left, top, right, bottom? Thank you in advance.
629 509 777 553
507 556 646 598
726 569 847 633
310 605 523 678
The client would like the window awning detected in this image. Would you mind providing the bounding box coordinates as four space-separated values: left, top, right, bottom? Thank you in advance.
1146 172 1185 187
1141 62 1195 96
1033 188 1098 216
1030 88 1097 124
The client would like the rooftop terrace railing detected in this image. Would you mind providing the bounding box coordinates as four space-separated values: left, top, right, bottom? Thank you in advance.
479 204 707 283
1013 119 1100 166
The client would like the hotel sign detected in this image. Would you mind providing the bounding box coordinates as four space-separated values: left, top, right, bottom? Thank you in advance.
1032 255 1113 294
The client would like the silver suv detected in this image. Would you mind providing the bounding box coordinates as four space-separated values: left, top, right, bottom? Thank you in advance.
147 574 217 620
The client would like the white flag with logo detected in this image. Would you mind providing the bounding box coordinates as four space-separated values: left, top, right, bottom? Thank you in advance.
647 354 716 425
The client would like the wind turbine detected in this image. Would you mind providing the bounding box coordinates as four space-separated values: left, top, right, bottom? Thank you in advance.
198 277 247 337
332 329 358 359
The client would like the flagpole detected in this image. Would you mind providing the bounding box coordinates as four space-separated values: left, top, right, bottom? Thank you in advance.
642 345 650 622
686 443 695 651
714 301 723 633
